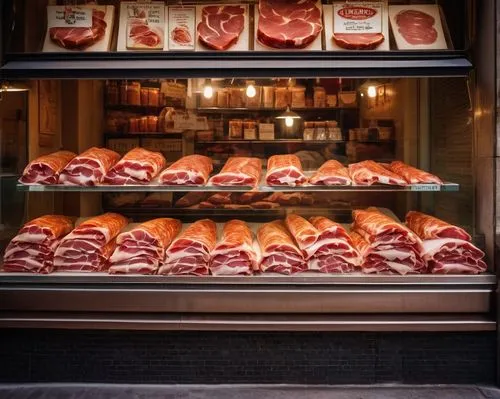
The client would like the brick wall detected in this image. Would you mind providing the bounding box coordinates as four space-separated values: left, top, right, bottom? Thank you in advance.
0 330 495 385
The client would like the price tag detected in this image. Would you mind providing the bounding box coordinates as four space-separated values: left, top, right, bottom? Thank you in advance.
48 6 92 28
334 2 383 34
410 184 440 192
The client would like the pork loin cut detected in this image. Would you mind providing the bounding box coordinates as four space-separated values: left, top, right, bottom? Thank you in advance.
349 160 407 186
285 214 319 252
209 157 262 187
103 147 166 185
406 211 470 241
19 151 76 185
389 161 443 185
10 215 74 247
333 33 385 50
309 160 352 186
59 147 120 186
197 5 245 50
266 154 307 186
159 155 213 185
258 0 323 49
128 22 163 49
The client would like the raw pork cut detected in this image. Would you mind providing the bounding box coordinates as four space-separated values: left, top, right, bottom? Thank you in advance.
389 161 443 185
160 219 217 276
285 214 319 252
103 147 166 185
59 147 120 186
257 0 323 49
237 192 269 204
257 220 306 275
306 216 361 273
54 213 128 272
263 192 314 206
266 154 307 186
211 220 258 276
128 21 163 49
50 9 107 50
349 160 407 186
175 192 210 208
159 155 213 185
19 151 76 185
333 33 385 50
109 218 181 274
197 5 245 50
395 10 438 45
209 157 262 187
172 25 192 45
3 215 73 273
309 160 352 186
406 211 470 241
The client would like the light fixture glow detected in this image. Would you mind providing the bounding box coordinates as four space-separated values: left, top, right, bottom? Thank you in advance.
367 86 377 98
276 106 301 128
246 82 257 98
203 79 213 99
285 116 294 127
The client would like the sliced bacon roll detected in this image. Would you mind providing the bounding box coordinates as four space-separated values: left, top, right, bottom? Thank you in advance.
102 147 166 185
309 160 352 186
19 151 76 185
59 147 121 186
210 220 258 276
349 160 406 186
159 155 213 186
265 154 307 186
257 220 306 275
389 161 443 185
159 219 217 276
109 218 181 275
3 215 74 273
284 214 319 252
406 211 471 241
209 157 262 187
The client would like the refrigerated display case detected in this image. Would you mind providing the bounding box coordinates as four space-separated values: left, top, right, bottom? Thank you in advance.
0 0 496 337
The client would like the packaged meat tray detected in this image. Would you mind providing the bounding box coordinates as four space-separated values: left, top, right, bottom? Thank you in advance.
389 5 449 50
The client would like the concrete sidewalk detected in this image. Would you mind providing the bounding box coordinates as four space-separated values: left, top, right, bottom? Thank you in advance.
0 384 499 399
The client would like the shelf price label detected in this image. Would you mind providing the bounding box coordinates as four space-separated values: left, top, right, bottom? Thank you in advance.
410 184 440 192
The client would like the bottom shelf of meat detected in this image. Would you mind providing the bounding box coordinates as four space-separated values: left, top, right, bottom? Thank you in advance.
1 209 487 276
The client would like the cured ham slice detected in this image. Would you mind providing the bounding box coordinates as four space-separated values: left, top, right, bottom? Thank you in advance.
159 155 213 186
389 161 443 185
406 211 485 274
159 219 217 276
102 147 166 185
257 220 306 275
305 216 361 273
54 213 128 272
109 218 181 275
285 214 319 252
309 160 352 186
406 211 471 241
3 215 73 273
349 160 407 186
19 151 76 185
266 154 307 186
197 5 245 51
210 220 258 276
209 157 262 187
59 147 120 186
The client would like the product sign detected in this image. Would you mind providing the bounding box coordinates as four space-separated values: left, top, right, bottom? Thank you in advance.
334 2 382 34
410 184 440 192
47 6 92 28
124 1 165 50
168 6 195 50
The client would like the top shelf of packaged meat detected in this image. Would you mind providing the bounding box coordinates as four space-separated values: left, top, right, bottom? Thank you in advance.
0 0 474 79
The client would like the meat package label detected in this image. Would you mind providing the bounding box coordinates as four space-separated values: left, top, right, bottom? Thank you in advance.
333 2 382 34
389 5 448 50
168 7 195 51
47 6 92 28
117 2 167 51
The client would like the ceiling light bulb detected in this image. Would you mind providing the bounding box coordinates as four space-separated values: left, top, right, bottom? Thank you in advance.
285 116 294 128
203 80 213 99
246 84 257 98
367 86 377 98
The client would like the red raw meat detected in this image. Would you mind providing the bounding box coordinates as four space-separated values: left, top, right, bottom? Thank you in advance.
258 0 322 49
59 147 120 186
333 33 385 50
349 160 407 186
49 9 107 50
9 215 73 247
129 24 163 48
250 201 280 210
396 10 438 46
210 157 262 187
197 5 245 50
159 155 213 185
237 192 269 204
211 220 257 276
285 214 319 251
19 151 76 185
309 160 352 186
406 211 470 241
266 154 307 186
389 161 443 185
54 239 116 272
172 25 192 45
103 147 166 185
263 192 313 206
175 192 210 208
160 219 217 276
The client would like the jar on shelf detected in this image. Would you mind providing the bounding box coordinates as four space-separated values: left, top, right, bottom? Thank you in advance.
275 87 289 109
139 116 148 132
147 116 158 132
106 81 119 105
229 119 243 139
314 87 326 108
290 86 306 109
127 81 141 106
217 88 229 108
262 86 275 108
140 88 149 106
315 121 327 140
148 88 160 107
243 120 257 140
120 81 128 105
129 117 140 133
229 88 244 108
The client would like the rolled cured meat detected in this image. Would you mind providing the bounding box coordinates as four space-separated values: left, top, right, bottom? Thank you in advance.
159 219 217 276
389 161 443 185
349 160 407 186
309 160 352 186
102 147 166 185
209 157 262 187
285 214 319 252
265 154 307 186
54 213 128 272
19 151 77 185
406 211 470 241
59 147 121 186
257 220 306 275
306 216 361 273
109 218 181 275
159 155 213 185
210 220 258 276
3 215 74 273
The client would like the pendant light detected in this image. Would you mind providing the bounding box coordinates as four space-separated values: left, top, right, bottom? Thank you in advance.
276 106 301 128
246 80 257 98
203 79 213 99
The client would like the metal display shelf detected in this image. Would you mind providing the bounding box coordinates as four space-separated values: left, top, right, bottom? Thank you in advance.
197 107 358 113
195 139 346 145
17 182 460 193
